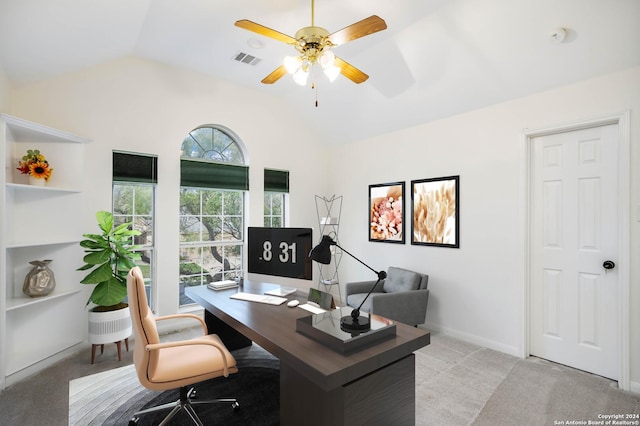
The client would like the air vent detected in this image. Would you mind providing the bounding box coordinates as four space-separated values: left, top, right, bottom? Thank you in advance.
234 52 261 66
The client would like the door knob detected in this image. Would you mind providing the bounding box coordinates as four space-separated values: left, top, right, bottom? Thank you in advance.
603 260 615 270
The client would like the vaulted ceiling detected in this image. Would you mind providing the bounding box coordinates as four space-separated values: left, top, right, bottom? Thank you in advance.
1 0 639 143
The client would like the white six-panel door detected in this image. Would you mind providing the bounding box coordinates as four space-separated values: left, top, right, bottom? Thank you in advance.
529 123 619 380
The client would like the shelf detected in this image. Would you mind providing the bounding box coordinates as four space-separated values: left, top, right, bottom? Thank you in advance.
6 289 82 311
6 239 81 249
5 183 81 193
1 113 90 144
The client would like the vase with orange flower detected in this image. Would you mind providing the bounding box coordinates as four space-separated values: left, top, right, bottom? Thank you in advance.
16 149 53 186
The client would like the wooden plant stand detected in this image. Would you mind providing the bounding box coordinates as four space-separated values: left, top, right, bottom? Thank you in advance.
91 338 129 364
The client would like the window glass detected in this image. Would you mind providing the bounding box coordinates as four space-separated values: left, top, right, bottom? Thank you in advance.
179 125 246 307
113 182 155 308
264 192 285 227
181 126 244 164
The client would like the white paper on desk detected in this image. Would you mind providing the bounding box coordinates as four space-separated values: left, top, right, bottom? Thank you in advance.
299 303 326 314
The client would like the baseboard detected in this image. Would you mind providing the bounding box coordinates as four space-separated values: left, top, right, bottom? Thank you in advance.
4 342 85 389
420 322 520 357
629 381 640 396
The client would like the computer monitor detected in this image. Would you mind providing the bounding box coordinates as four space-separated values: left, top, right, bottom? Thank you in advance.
247 227 313 280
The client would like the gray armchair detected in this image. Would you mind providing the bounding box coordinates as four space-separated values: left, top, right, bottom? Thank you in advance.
345 266 429 326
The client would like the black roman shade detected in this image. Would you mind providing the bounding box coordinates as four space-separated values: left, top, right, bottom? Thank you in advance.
264 169 289 193
113 151 158 184
180 159 249 190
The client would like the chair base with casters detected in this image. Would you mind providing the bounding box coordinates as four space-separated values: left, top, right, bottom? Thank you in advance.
128 385 239 426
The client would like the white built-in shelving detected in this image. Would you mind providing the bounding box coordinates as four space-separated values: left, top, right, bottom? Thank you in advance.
0 113 91 390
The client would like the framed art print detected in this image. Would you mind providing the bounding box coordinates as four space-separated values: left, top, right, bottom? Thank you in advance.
369 182 405 243
411 175 459 248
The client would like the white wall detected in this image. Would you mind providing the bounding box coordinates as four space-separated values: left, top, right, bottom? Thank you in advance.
332 67 640 386
0 64 10 111
9 56 332 316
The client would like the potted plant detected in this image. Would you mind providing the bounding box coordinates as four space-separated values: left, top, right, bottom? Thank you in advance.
78 210 141 348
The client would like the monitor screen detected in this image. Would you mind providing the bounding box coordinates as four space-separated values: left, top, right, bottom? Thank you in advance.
247 227 313 280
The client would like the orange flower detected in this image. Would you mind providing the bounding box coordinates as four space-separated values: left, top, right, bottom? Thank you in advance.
28 162 53 181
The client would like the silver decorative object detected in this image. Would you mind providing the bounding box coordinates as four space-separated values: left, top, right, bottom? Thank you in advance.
23 260 56 297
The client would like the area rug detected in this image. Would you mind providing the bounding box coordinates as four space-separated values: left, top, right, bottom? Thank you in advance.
70 345 279 425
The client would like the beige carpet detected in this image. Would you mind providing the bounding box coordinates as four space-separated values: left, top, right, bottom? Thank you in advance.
473 356 640 426
413 335 640 426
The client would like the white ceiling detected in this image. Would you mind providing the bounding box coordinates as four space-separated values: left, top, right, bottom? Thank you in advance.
1 0 639 144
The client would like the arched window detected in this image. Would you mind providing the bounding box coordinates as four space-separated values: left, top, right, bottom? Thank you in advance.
178 125 248 306
181 125 246 164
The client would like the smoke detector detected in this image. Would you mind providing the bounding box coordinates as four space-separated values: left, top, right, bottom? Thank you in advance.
548 28 567 44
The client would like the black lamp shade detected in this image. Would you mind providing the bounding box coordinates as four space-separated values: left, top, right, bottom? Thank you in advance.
308 235 335 265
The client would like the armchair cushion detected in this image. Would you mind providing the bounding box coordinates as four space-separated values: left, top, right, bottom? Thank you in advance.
382 266 422 293
344 266 429 326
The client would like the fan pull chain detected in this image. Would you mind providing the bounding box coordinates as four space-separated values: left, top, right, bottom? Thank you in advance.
312 81 318 107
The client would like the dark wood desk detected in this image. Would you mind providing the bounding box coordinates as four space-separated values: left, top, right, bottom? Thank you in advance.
186 281 430 426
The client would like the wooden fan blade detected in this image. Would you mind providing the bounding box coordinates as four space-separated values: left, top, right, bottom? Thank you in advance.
235 19 297 45
334 57 369 84
328 15 387 46
261 65 288 84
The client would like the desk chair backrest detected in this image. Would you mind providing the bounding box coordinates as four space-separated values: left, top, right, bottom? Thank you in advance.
127 266 161 387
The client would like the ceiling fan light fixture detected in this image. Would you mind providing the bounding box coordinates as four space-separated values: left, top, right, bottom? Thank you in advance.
324 65 340 82
284 55 302 74
293 68 309 86
319 50 335 69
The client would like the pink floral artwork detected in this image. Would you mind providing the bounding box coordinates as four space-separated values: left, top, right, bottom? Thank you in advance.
369 183 404 242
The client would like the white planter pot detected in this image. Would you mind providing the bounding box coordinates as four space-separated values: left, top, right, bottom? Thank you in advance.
88 306 132 345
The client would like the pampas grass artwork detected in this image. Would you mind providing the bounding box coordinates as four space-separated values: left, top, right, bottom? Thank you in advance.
411 176 459 247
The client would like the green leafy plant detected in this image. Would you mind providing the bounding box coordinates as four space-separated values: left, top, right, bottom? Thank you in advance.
78 211 141 308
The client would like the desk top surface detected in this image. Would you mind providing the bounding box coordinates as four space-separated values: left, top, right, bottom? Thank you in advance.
186 280 430 391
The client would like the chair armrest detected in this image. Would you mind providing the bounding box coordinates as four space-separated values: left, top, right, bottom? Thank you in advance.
345 280 384 296
369 289 429 326
145 338 232 376
155 313 207 335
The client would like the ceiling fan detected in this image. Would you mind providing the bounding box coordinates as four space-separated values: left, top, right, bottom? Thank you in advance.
235 0 387 86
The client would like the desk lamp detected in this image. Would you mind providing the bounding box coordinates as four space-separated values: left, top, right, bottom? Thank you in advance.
309 235 386 332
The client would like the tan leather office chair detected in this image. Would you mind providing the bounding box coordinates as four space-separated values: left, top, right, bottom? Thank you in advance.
126 267 239 425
